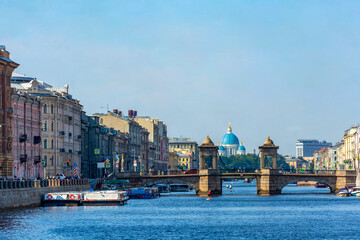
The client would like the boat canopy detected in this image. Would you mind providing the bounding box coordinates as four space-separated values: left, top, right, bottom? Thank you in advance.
103 179 130 184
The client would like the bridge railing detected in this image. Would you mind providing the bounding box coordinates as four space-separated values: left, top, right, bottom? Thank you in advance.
220 169 258 174
220 169 339 175
118 170 184 177
283 169 337 175
0 179 89 190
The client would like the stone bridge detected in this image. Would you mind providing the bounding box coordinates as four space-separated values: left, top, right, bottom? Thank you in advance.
114 169 356 196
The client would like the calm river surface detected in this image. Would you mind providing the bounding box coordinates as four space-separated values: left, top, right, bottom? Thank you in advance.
1 181 360 240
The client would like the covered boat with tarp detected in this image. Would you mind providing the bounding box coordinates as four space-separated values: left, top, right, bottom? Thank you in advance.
101 179 130 190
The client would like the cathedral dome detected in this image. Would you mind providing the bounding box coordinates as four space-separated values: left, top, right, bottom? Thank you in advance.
237 145 245 151
221 123 239 145
219 145 225 151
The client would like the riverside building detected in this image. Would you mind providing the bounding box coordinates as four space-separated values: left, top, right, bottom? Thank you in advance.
296 139 332 158
11 73 82 177
94 111 145 172
169 137 199 169
135 114 168 171
11 91 42 178
81 113 129 178
0 46 19 178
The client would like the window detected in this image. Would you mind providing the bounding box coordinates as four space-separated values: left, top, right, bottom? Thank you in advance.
51 156 54 166
50 104 54 114
51 121 54 132
44 121 47 131
51 139 54 149
44 139 47 149
43 104 47 114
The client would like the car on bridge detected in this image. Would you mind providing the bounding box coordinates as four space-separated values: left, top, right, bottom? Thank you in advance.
183 169 198 174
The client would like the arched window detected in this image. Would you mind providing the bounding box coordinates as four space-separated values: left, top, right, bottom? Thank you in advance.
43 104 47 114
51 139 54 149
44 121 47 131
44 139 47 149
51 121 54 132
50 104 54 114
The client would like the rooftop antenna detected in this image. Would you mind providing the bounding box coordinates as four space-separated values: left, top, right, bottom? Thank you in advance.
100 104 109 112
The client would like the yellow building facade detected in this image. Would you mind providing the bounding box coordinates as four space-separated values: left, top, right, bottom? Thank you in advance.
168 152 179 172
343 127 359 170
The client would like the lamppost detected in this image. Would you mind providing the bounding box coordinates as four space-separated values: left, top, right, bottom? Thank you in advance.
133 149 136 172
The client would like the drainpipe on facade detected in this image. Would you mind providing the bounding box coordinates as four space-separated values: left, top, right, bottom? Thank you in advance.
30 98 35 178
15 94 21 178
23 97 29 179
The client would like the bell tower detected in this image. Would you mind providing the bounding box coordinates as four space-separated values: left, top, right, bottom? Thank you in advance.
0 46 19 178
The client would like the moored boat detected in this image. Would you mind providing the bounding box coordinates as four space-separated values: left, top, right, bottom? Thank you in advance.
127 187 160 199
170 184 190 192
156 184 170 193
349 187 360 196
42 192 81 206
338 188 350 197
82 190 128 206
315 182 327 188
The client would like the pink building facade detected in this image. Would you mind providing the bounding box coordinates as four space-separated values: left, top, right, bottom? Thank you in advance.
11 92 42 179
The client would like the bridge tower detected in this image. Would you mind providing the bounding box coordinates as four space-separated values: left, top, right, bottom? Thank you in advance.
259 136 279 169
199 136 219 169
198 136 222 196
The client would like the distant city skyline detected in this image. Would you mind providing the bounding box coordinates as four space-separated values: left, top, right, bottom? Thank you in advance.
2 1 360 155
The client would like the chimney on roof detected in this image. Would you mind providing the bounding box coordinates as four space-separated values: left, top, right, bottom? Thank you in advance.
118 111 122 116
0 45 10 58
133 110 137 118
113 109 118 114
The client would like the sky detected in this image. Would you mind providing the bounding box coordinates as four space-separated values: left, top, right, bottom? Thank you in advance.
1 1 360 155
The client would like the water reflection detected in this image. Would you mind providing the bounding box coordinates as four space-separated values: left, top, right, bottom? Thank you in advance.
0 181 358 240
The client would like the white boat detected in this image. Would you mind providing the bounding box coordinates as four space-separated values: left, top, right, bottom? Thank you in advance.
156 184 170 193
43 192 81 206
350 187 360 196
338 188 350 197
82 190 129 206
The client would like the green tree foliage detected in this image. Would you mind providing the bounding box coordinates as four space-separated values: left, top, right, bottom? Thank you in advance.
219 154 290 170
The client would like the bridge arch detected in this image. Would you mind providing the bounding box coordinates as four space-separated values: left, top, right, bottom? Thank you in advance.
278 177 336 194
142 178 199 193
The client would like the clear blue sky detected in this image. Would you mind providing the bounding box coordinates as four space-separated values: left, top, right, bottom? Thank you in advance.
1 1 360 155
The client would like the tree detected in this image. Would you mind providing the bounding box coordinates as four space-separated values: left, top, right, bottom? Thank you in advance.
219 153 290 170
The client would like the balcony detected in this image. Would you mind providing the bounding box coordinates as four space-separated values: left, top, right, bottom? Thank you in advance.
19 134 27 143
33 136 41 144
20 154 27 163
34 156 41 163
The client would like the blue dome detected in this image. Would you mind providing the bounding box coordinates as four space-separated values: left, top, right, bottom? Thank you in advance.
221 133 239 145
237 145 245 151
219 146 225 151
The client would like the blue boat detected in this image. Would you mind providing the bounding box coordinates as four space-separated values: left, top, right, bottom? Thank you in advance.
127 187 160 199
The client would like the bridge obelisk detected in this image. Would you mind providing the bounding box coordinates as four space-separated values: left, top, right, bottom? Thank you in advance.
198 136 221 196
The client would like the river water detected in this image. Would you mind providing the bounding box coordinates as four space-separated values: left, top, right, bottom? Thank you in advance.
1 181 360 240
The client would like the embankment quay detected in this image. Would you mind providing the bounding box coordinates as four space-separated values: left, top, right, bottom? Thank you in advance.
0 179 89 210
114 169 356 196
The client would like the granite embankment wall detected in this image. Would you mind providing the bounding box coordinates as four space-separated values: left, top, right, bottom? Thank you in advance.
0 179 90 210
